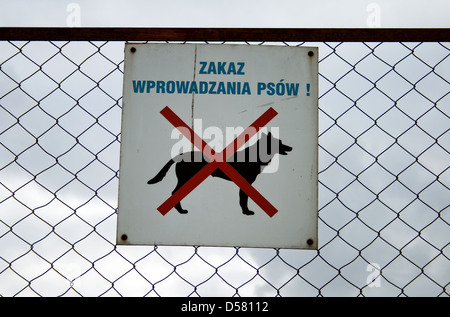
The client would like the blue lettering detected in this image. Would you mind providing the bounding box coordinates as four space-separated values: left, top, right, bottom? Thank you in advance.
216 81 226 94
276 80 285 96
189 81 198 94
242 82 251 95
132 80 145 93
199 62 207 74
176 81 189 94
227 62 236 75
133 80 253 95
197 62 245 75
146 80 155 93
227 82 236 94
286 83 299 96
257 82 266 95
217 62 226 75
156 81 165 93
237 62 245 75
199 81 208 94
208 81 216 94
207 62 216 74
267 82 275 95
166 81 175 94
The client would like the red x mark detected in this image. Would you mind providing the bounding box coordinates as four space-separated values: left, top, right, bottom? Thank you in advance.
157 106 278 217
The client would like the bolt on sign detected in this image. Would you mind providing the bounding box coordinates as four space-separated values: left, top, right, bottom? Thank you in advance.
117 43 318 249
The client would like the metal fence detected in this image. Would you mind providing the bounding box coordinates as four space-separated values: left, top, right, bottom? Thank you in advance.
0 28 449 297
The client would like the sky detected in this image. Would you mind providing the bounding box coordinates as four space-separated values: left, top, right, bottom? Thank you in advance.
0 0 449 297
0 0 450 28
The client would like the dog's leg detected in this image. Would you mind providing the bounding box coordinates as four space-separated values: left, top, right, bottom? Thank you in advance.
171 162 193 214
172 182 188 214
173 200 188 214
239 189 254 215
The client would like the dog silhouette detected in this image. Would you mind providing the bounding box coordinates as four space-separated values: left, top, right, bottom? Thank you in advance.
147 132 292 215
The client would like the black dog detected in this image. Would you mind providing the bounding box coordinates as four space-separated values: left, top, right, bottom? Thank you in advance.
147 132 292 215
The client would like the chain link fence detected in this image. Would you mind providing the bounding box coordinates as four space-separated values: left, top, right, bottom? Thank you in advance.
0 30 449 297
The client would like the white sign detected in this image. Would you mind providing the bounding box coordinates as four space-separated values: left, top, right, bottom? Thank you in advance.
117 43 318 249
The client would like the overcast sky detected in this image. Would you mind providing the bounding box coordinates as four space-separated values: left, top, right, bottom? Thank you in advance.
1 0 450 28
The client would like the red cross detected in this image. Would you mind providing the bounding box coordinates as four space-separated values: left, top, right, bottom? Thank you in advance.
157 106 278 217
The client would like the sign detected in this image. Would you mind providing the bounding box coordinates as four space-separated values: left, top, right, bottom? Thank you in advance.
117 43 318 249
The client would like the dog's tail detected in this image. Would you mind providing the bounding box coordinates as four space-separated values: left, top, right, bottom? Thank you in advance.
147 159 175 184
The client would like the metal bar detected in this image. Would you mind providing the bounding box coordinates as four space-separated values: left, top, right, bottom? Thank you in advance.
0 27 449 42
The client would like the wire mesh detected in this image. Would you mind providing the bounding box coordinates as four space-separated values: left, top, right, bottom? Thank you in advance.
0 38 449 297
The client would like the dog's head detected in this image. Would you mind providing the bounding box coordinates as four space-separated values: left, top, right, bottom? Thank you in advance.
265 132 293 155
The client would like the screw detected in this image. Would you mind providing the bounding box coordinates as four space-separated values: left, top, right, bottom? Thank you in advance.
308 51 314 57
130 47 136 53
307 238 314 246
121 234 128 241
